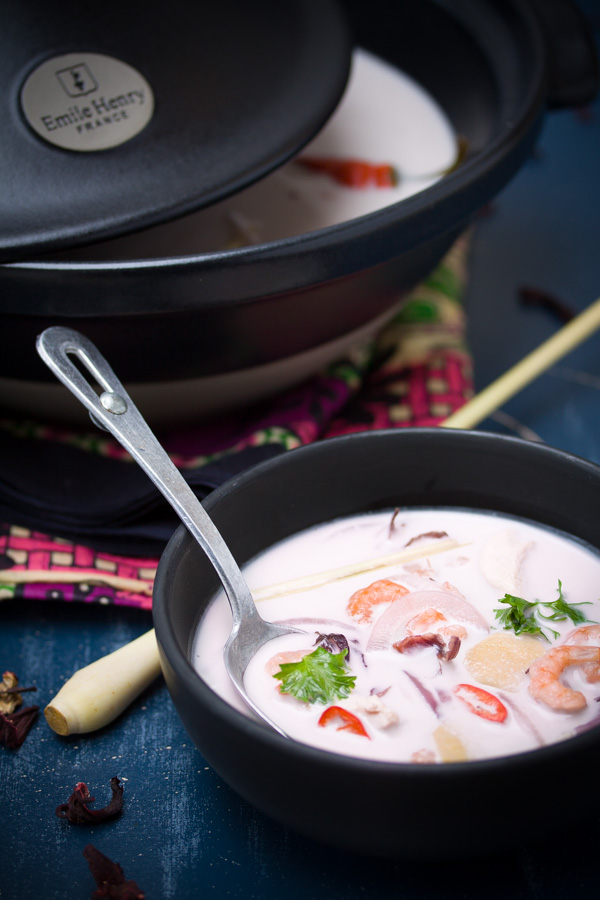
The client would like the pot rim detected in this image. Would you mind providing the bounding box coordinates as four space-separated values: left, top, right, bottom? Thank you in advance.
2 0 549 316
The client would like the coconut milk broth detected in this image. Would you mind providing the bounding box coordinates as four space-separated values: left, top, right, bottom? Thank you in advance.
51 49 457 260
193 509 600 763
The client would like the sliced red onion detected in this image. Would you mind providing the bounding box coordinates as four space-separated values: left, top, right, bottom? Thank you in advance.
501 694 546 746
404 671 441 716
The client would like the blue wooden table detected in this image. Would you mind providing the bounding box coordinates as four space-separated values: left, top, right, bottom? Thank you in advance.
2 11 600 899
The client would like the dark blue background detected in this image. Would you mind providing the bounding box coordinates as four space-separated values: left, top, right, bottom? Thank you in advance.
2 5 600 897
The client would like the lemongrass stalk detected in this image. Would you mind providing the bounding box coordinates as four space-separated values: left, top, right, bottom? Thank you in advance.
442 296 600 430
0 569 153 595
253 538 465 601
44 628 161 735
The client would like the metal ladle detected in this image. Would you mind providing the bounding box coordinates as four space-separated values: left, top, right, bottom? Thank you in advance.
36 326 304 737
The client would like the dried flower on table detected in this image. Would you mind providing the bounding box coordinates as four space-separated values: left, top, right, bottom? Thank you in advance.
56 776 124 824
0 671 22 714
0 670 39 748
83 844 145 900
0 670 37 714
0 704 39 748
519 286 575 323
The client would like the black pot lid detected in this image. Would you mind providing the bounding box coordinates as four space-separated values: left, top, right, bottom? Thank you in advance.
0 0 351 263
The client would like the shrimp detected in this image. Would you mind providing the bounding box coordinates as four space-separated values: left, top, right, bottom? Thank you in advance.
406 608 446 634
405 607 468 642
265 648 312 677
347 579 409 624
562 624 600 682
527 645 600 712
438 624 468 642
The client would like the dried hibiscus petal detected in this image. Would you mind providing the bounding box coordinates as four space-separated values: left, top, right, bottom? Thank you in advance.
83 844 145 899
56 777 124 824
314 632 350 660
519 285 575 323
0 704 39 748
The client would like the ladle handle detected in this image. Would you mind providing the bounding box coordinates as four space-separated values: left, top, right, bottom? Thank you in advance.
35 327 256 628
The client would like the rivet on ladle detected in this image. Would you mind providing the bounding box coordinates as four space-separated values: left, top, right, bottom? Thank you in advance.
100 391 127 414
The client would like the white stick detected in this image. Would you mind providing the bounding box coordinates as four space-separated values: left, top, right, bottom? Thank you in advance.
253 538 464 601
0 569 153 595
44 628 161 735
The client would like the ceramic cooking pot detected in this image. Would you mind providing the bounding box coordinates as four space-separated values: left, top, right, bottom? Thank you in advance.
0 0 596 421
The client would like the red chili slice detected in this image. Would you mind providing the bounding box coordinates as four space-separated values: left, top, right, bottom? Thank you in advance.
318 705 370 737
453 684 508 723
296 157 399 189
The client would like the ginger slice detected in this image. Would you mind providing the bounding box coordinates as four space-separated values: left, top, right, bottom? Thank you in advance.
479 529 532 595
465 632 545 692
433 724 468 762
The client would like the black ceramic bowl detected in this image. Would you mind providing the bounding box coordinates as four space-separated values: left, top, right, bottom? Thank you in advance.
1 0 596 419
153 428 600 859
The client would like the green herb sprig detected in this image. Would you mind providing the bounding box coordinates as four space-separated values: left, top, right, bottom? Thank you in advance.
274 646 356 705
494 580 596 642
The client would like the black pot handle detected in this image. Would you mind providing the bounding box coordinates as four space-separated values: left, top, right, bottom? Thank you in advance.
526 0 599 108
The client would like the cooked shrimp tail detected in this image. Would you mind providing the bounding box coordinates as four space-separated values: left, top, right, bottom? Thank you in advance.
528 645 600 711
347 579 409 624
562 624 600 682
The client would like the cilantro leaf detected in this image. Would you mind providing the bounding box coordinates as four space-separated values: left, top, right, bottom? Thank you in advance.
493 580 596 642
493 594 545 638
273 646 356 705
537 579 595 626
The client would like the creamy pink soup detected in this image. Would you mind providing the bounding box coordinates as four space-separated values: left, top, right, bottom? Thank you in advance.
193 509 600 763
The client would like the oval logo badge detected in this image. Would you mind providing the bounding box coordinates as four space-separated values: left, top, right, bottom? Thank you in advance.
21 52 155 152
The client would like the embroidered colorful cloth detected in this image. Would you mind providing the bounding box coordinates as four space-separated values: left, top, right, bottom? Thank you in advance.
0 234 472 609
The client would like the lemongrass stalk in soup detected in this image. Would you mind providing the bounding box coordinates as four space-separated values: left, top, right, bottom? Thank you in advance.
194 509 600 764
